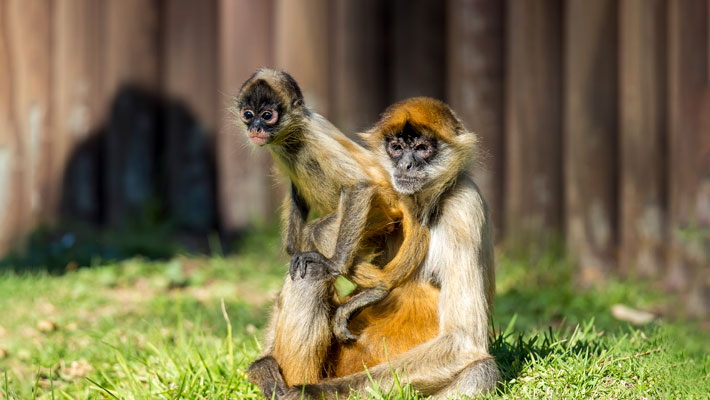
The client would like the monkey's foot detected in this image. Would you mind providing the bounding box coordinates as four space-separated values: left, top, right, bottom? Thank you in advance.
289 251 337 281
246 356 288 400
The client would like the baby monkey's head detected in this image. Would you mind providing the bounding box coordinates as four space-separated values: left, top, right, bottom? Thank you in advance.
236 68 306 146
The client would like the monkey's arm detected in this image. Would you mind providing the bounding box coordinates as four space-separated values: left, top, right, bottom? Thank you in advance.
284 183 310 256
290 182 375 279
349 208 430 289
331 210 430 342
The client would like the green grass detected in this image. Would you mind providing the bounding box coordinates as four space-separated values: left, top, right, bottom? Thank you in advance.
0 229 708 399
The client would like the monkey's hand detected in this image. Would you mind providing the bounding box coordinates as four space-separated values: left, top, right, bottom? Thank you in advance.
289 251 339 281
246 356 288 400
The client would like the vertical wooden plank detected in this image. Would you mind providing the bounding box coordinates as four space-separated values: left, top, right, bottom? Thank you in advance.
667 0 710 317
164 0 217 232
332 0 388 135
505 0 563 241
619 0 667 278
52 0 104 223
3 0 52 250
0 0 24 253
102 0 161 226
391 0 446 101
103 0 160 97
216 0 275 233
565 0 618 282
447 0 505 240
274 0 331 116
5 0 52 233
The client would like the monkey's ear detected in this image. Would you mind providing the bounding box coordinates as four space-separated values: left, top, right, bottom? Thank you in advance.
292 98 304 107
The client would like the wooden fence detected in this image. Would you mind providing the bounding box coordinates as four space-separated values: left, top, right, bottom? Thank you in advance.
0 0 708 315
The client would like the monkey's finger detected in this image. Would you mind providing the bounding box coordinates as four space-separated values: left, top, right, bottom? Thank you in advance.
301 261 308 279
289 257 299 280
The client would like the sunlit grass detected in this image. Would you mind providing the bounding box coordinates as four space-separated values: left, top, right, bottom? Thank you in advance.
0 229 707 399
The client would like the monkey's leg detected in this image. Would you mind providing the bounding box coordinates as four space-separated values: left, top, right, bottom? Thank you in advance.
285 338 492 400
332 286 388 342
429 357 499 399
270 262 336 387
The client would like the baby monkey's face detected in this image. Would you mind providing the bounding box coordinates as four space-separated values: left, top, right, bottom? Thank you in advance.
238 80 283 146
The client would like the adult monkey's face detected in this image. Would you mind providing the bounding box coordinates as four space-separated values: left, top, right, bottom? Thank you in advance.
385 123 439 195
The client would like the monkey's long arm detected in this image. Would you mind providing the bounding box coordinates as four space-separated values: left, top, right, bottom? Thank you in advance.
289 180 496 399
331 209 430 341
348 208 430 290
289 182 374 279
283 184 310 257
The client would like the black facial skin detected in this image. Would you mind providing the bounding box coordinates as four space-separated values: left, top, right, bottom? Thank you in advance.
385 123 438 194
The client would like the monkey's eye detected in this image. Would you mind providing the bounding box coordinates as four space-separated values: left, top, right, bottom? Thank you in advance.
241 109 254 123
261 110 278 124
415 144 429 152
387 142 403 156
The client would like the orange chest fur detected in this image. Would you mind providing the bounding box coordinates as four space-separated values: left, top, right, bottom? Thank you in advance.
328 282 440 378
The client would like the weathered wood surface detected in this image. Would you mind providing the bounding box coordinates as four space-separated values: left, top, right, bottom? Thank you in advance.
332 0 389 136
216 0 277 233
274 0 331 116
164 0 217 232
0 0 23 253
666 0 710 317
619 0 667 278
53 0 104 223
1 0 52 253
390 0 446 102
447 0 505 239
103 0 161 226
565 0 619 283
506 0 563 241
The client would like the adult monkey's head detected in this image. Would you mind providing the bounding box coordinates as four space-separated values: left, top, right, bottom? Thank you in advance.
362 97 479 196
236 68 307 146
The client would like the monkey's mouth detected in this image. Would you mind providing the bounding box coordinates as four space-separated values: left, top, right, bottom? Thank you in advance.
248 130 271 146
393 174 425 194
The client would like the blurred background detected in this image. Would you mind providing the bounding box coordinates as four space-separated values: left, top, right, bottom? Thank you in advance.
0 0 708 317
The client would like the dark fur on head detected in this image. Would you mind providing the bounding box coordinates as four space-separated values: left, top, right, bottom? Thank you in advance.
236 68 309 146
